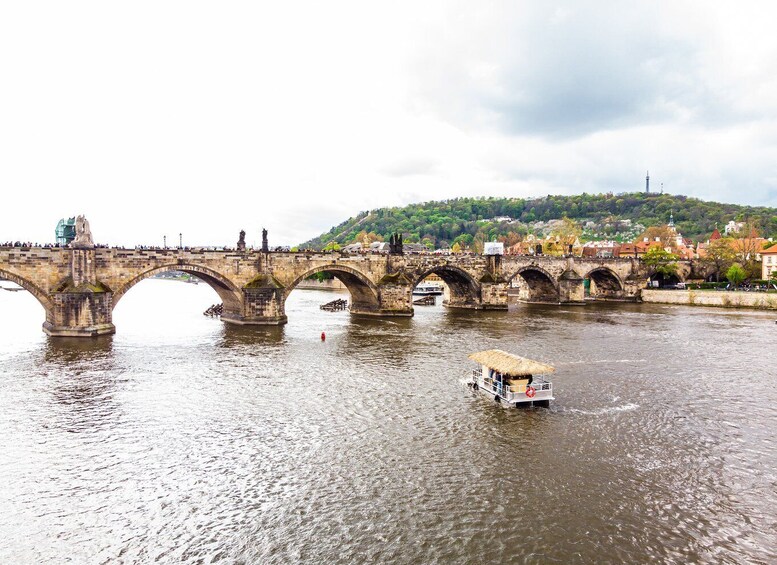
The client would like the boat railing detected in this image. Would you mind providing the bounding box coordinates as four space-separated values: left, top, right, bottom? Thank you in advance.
471 371 552 401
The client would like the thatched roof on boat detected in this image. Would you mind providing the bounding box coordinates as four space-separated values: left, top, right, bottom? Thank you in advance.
468 349 555 376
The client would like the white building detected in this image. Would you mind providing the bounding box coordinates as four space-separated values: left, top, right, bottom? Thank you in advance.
724 220 745 235
762 243 777 280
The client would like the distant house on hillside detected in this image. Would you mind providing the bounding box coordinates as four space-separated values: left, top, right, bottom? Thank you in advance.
365 241 427 253
505 234 581 256
724 220 745 235
403 243 428 253
620 240 663 258
761 243 777 280
581 241 621 258
506 234 542 255
370 242 390 252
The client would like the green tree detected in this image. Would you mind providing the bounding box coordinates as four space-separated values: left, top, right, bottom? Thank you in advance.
702 238 736 282
726 264 746 288
306 271 334 282
643 246 678 278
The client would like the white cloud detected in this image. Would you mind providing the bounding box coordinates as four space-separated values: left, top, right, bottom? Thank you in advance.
1 1 776 248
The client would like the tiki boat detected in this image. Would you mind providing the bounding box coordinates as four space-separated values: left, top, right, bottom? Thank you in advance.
467 349 555 407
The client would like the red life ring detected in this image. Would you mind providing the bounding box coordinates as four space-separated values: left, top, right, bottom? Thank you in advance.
526 386 536 398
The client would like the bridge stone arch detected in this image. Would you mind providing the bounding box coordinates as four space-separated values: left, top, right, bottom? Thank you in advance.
584 267 625 300
0 267 54 313
412 265 482 309
112 264 244 318
646 261 691 287
508 265 560 303
285 264 381 314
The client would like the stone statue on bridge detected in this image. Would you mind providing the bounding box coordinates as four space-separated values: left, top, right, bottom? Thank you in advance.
261 228 269 253
389 232 404 255
71 215 94 249
237 230 246 252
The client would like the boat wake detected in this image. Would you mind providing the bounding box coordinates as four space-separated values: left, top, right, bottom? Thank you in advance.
558 359 646 365
562 403 640 416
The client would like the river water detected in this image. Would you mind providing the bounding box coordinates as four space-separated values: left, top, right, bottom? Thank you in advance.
0 280 775 564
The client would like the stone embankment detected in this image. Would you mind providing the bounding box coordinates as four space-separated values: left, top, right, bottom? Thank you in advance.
641 289 777 310
295 279 346 291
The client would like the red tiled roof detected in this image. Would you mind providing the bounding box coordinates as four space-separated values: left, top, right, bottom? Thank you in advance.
762 243 777 254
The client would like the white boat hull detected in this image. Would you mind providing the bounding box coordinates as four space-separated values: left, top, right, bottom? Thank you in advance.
412 287 443 296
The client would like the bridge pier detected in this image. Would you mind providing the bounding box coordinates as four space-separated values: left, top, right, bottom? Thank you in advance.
43 248 116 337
558 269 585 304
43 287 115 337
479 280 509 310
222 276 288 326
364 274 413 317
623 275 644 301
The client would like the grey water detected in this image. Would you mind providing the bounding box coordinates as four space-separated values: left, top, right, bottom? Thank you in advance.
1 280 775 564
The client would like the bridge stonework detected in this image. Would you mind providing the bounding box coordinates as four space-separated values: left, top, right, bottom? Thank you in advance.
1 245 681 337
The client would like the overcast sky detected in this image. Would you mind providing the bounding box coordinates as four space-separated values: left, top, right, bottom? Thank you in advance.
2 1 776 247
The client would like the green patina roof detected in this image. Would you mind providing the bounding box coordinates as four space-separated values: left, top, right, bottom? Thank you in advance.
479 272 504 284
54 277 111 293
559 269 582 281
244 274 285 289
377 272 413 285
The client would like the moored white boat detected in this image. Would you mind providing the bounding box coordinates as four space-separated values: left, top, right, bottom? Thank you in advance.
467 349 555 407
412 282 444 295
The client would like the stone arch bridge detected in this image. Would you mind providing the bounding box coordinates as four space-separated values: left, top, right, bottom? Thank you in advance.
0 246 691 337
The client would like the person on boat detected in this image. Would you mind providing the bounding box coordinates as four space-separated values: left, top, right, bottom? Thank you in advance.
527 374 533 385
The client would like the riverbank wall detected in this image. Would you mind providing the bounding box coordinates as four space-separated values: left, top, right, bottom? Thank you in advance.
641 289 777 310
294 279 346 291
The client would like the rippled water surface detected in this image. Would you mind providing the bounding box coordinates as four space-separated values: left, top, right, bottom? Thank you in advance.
1 280 776 564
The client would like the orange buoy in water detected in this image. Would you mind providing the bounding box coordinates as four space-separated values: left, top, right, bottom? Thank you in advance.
321 332 326 341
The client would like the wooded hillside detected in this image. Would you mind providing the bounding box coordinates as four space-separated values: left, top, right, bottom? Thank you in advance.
300 193 777 250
